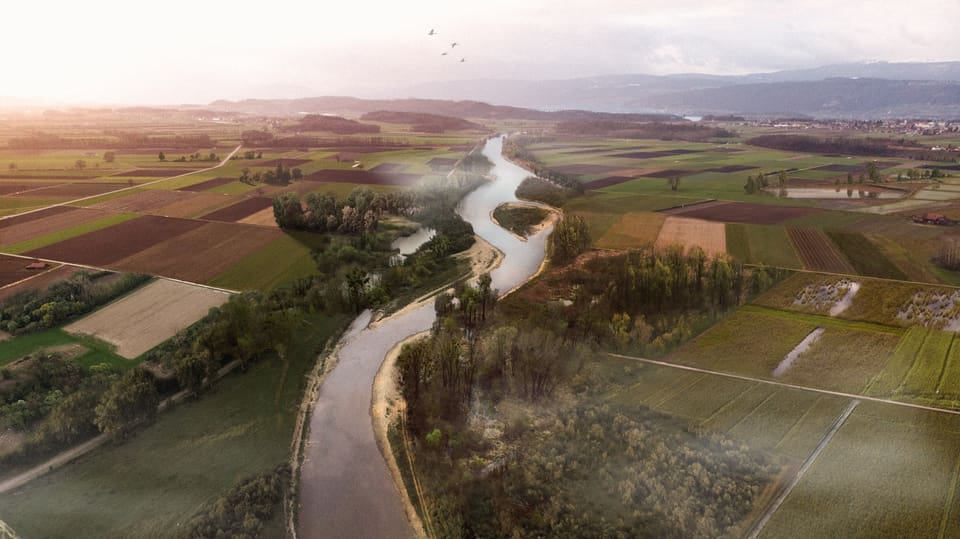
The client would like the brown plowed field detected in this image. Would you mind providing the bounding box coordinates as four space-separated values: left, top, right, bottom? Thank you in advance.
90 190 193 213
113 168 199 177
199 197 274 222
305 169 419 185
0 206 74 229
583 176 636 190
25 215 205 266
256 158 311 167
0 255 54 288
151 192 236 218
613 149 700 159
786 227 856 274
178 177 236 192
371 163 407 172
65 279 230 358
0 183 50 195
552 164 621 175
662 201 821 225
112 222 281 283
655 216 727 256
0 264 77 303
0 207 109 247
237 208 279 227
642 169 696 179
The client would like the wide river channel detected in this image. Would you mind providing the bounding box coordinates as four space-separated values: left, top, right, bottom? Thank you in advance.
298 135 554 538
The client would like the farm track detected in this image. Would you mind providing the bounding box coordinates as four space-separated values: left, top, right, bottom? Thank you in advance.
608 352 960 416
747 399 860 539
786 227 855 274
0 145 242 222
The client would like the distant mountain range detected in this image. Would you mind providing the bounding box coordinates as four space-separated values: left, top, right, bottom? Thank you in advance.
395 62 960 119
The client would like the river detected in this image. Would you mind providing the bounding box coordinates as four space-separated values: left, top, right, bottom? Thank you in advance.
297 135 554 538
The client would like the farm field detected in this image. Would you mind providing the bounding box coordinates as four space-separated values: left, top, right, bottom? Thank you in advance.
786 227 855 273
0 328 129 369
655 216 726 256
0 313 346 538
64 279 230 358
726 223 802 268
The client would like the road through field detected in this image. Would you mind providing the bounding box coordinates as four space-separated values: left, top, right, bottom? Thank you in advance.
297 135 555 538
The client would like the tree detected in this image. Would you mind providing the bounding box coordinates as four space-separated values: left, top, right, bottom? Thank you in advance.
272 193 304 228
345 268 369 314
866 161 882 182
549 216 591 265
94 369 160 437
668 176 681 191
778 169 787 187
7 162 16 171
846 172 853 184
74 159 86 170
291 167 303 180
103 151 115 163
158 151 166 161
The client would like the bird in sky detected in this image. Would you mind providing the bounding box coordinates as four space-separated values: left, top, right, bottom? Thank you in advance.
427 29 436 36
441 52 448 56
451 42 459 48
460 58 466 63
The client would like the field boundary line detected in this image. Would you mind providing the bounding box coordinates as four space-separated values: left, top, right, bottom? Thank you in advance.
739 304 904 335
936 334 957 395
727 389 777 433
773 395 823 454
607 353 960 416
702 382 757 427
743 262 960 291
0 519 21 539
747 399 859 539
0 145 242 222
0 248 239 295
938 447 960 539
897 328 932 394
650 372 707 408
0 263 64 292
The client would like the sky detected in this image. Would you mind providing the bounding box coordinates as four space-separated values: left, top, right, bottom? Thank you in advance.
3 0 959 105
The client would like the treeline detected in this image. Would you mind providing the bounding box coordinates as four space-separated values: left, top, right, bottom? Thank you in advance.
273 187 383 234
554 120 736 141
240 163 302 186
282 114 381 135
503 136 582 190
0 272 151 334
181 464 289 538
515 176 577 207
748 134 959 161
6 132 212 150
359 110 485 133
239 133 414 149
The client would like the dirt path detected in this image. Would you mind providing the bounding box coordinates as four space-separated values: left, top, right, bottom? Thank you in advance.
747 399 860 538
608 352 960 416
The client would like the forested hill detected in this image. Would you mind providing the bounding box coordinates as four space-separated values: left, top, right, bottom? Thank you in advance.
207 96 678 122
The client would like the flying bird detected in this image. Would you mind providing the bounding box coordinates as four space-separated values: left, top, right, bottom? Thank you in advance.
451 42 459 48
460 58 466 63
441 52 448 56
427 29 436 36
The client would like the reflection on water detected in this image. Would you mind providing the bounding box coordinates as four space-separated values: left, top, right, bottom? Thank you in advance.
766 187 904 199
298 134 555 538
390 227 435 265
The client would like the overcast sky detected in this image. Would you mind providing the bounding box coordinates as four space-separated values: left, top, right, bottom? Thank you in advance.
3 0 959 104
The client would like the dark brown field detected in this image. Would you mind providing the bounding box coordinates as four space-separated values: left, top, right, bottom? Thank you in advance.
0 206 75 229
26 215 205 266
0 264 78 302
178 177 237 192
787 226 856 273
662 200 821 224
552 164 621 175
200 197 274 222
112 222 281 283
305 169 419 185
613 149 700 159
0 255 55 288
256 158 311 167
642 169 697 178
112 168 199 177
370 163 408 172
706 165 758 173
582 176 636 189
90 190 194 213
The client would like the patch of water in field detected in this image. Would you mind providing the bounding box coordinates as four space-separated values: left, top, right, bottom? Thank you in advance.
299 135 555 538
767 187 904 199
830 282 860 316
773 327 825 377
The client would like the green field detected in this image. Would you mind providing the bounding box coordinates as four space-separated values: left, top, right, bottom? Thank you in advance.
901 330 954 397
761 403 960 538
868 327 930 397
726 223 802 268
0 328 129 369
825 230 908 280
0 313 346 538
208 231 328 291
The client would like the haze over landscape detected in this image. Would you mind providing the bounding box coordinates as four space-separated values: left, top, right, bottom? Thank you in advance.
4 2 960 538
3 0 960 106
